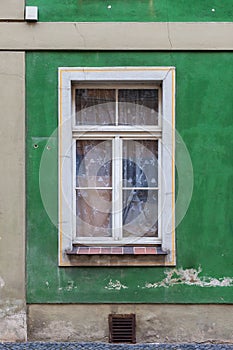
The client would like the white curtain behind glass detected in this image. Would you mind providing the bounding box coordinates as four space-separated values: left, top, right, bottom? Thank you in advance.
76 140 112 237
122 140 158 238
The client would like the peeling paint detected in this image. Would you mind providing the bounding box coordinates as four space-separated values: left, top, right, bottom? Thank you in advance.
143 267 233 289
58 281 78 292
105 279 128 290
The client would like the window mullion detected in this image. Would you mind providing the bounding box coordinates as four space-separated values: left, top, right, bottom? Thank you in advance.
72 139 77 241
112 136 122 240
116 89 119 126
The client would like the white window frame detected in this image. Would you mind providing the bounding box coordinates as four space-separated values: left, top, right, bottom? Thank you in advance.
58 67 175 266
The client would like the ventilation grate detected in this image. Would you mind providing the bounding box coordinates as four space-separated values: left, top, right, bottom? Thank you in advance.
109 314 136 343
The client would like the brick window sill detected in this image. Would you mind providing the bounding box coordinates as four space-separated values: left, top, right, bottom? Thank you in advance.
65 246 168 266
66 246 168 256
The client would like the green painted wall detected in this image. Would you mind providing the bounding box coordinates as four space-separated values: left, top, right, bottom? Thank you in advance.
25 0 233 22
26 51 233 303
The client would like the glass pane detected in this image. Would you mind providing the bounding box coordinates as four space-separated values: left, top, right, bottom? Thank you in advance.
76 189 112 237
123 189 158 238
75 89 115 125
76 140 112 187
118 89 158 125
122 140 158 188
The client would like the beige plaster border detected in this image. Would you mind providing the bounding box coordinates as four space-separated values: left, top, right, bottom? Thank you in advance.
0 51 26 341
0 0 25 20
0 22 232 50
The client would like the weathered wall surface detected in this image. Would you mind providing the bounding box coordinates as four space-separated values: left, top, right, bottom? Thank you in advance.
28 304 233 343
0 0 232 343
0 52 26 341
27 51 233 304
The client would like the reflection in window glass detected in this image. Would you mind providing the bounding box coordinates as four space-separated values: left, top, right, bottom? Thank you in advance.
123 189 158 238
76 189 112 237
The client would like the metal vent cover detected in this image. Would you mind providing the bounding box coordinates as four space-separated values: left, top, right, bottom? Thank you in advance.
109 313 136 343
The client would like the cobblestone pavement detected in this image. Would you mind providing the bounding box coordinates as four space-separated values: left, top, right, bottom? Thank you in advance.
0 343 233 350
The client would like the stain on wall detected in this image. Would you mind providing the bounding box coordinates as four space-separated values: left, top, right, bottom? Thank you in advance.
28 304 233 343
0 276 5 289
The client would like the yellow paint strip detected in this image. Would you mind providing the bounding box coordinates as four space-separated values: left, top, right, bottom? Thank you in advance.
171 68 176 265
59 69 63 265
60 67 173 73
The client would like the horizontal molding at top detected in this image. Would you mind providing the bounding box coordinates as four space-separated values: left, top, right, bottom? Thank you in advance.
0 22 233 50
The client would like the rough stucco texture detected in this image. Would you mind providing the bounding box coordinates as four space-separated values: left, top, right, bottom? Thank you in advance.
26 51 233 304
28 304 233 343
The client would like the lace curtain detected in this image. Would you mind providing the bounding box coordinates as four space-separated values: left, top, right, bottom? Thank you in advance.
75 88 158 125
75 88 159 240
76 140 158 239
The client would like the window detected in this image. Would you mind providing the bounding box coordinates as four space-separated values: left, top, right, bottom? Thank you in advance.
59 67 175 266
